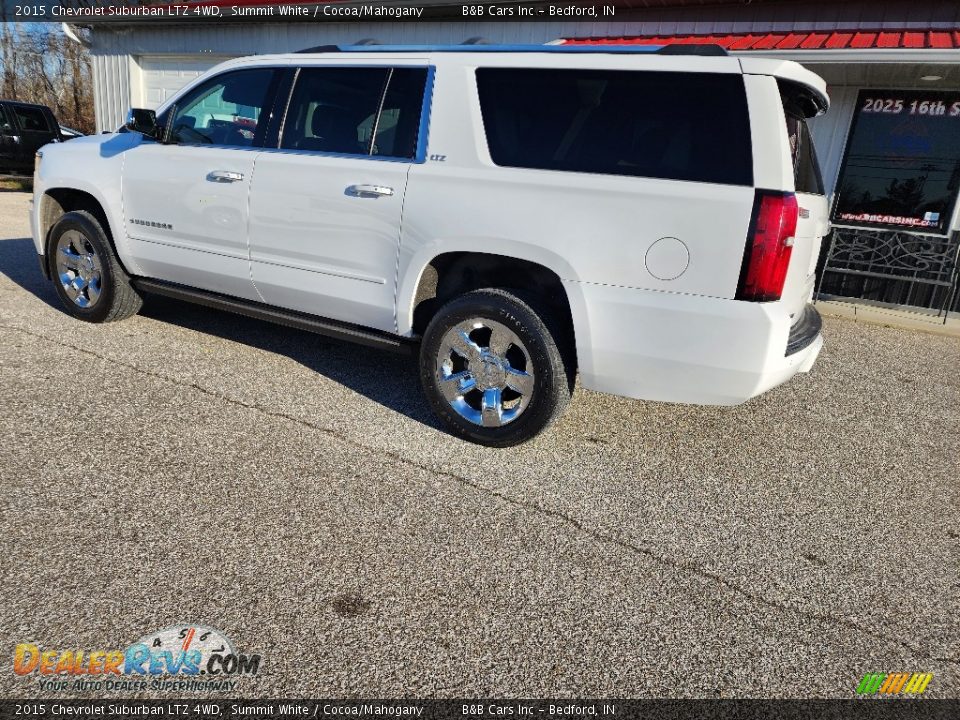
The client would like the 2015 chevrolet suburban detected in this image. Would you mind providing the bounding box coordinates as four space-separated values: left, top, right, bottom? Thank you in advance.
31 43 829 446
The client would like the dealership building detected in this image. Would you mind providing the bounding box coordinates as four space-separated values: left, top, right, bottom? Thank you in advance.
76 0 960 316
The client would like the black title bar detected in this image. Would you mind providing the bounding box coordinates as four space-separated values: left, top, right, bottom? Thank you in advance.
5 1 625 24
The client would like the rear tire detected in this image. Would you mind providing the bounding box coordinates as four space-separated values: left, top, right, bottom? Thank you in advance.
48 210 142 323
419 288 573 447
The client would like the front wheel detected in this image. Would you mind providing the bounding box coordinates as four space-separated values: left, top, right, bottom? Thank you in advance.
419 288 573 447
48 210 142 323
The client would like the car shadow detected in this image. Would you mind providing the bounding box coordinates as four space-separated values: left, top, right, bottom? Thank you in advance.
0 236 440 430
0 235 61 309
139 295 439 429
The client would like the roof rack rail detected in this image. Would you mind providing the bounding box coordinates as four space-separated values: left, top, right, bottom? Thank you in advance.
296 45 339 54
656 43 727 56
293 43 728 56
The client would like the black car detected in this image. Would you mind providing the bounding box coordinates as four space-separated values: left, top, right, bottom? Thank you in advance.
0 100 64 174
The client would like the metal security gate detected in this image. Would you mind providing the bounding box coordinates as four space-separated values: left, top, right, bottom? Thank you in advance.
816 226 960 322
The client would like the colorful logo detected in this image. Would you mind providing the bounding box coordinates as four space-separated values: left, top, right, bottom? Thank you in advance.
13 625 260 692
856 672 933 696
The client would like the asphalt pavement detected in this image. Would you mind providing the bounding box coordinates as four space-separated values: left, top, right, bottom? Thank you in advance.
0 190 957 698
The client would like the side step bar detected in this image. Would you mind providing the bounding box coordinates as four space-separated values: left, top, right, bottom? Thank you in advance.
132 278 416 355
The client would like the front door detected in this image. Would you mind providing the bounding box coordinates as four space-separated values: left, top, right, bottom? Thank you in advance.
10 104 59 162
248 65 429 332
122 67 280 301
3 104 55 172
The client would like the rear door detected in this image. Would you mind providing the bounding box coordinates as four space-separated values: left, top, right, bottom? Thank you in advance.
248 64 429 331
780 81 829 319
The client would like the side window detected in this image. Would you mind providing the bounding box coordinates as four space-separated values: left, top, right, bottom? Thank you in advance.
784 115 824 195
780 81 825 196
281 67 389 155
476 68 753 186
0 105 12 133
12 106 51 133
169 69 276 147
280 66 428 159
371 68 428 159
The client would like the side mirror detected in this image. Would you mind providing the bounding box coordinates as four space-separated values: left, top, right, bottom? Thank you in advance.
125 108 158 139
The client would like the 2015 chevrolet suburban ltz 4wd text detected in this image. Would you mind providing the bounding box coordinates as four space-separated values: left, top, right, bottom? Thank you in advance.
31 44 829 446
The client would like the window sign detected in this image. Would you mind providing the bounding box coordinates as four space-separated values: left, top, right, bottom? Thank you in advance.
832 90 960 234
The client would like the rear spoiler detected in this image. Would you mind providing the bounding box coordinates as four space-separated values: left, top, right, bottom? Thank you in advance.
738 58 830 115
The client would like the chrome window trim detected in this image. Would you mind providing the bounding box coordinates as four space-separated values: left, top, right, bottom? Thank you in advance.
276 66 301 150
368 68 394 156
255 146 415 164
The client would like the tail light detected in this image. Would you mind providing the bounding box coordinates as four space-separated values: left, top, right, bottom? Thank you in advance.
735 191 799 302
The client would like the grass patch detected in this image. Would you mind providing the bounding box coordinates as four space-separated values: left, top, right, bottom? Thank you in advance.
0 177 33 192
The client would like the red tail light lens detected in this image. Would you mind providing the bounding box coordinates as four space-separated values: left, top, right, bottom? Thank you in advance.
735 191 799 302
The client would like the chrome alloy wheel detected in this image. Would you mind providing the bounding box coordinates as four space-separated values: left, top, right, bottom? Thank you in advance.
55 230 103 309
436 318 535 428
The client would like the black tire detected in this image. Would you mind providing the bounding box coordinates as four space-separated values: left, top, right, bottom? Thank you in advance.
47 210 142 323
419 288 573 447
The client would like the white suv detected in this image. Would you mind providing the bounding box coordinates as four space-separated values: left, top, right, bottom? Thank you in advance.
31 43 829 446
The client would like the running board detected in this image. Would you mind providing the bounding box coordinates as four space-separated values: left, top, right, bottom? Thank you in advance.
132 278 415 354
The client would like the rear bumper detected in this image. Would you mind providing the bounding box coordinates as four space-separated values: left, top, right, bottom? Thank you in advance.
786 304 822 356
565 280 823 406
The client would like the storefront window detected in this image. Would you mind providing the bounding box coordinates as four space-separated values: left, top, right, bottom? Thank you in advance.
832 90 960 235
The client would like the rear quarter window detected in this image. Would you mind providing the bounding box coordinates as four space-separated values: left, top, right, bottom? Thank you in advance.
780 80 825 196
476 68 753 186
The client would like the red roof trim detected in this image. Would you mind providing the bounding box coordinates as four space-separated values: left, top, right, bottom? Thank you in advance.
799 33 828 50
825 32 853 49
776 33 807 50
901 32 925 49
562 28 960 51
876 32 901 48
929 31 953 48
849 32 877 49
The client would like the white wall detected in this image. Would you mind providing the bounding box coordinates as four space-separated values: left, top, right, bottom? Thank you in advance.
91 54 133 133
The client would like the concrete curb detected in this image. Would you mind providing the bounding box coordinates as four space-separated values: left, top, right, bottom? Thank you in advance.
816 300 960 338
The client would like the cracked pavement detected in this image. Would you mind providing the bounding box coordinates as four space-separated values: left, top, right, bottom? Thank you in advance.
0 191 958 698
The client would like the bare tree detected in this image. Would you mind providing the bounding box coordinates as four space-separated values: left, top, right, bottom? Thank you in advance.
1 21 21 100
0 22 94 133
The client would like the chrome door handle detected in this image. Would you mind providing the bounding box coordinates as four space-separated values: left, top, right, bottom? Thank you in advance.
207 170 244 183
345 184 394 198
